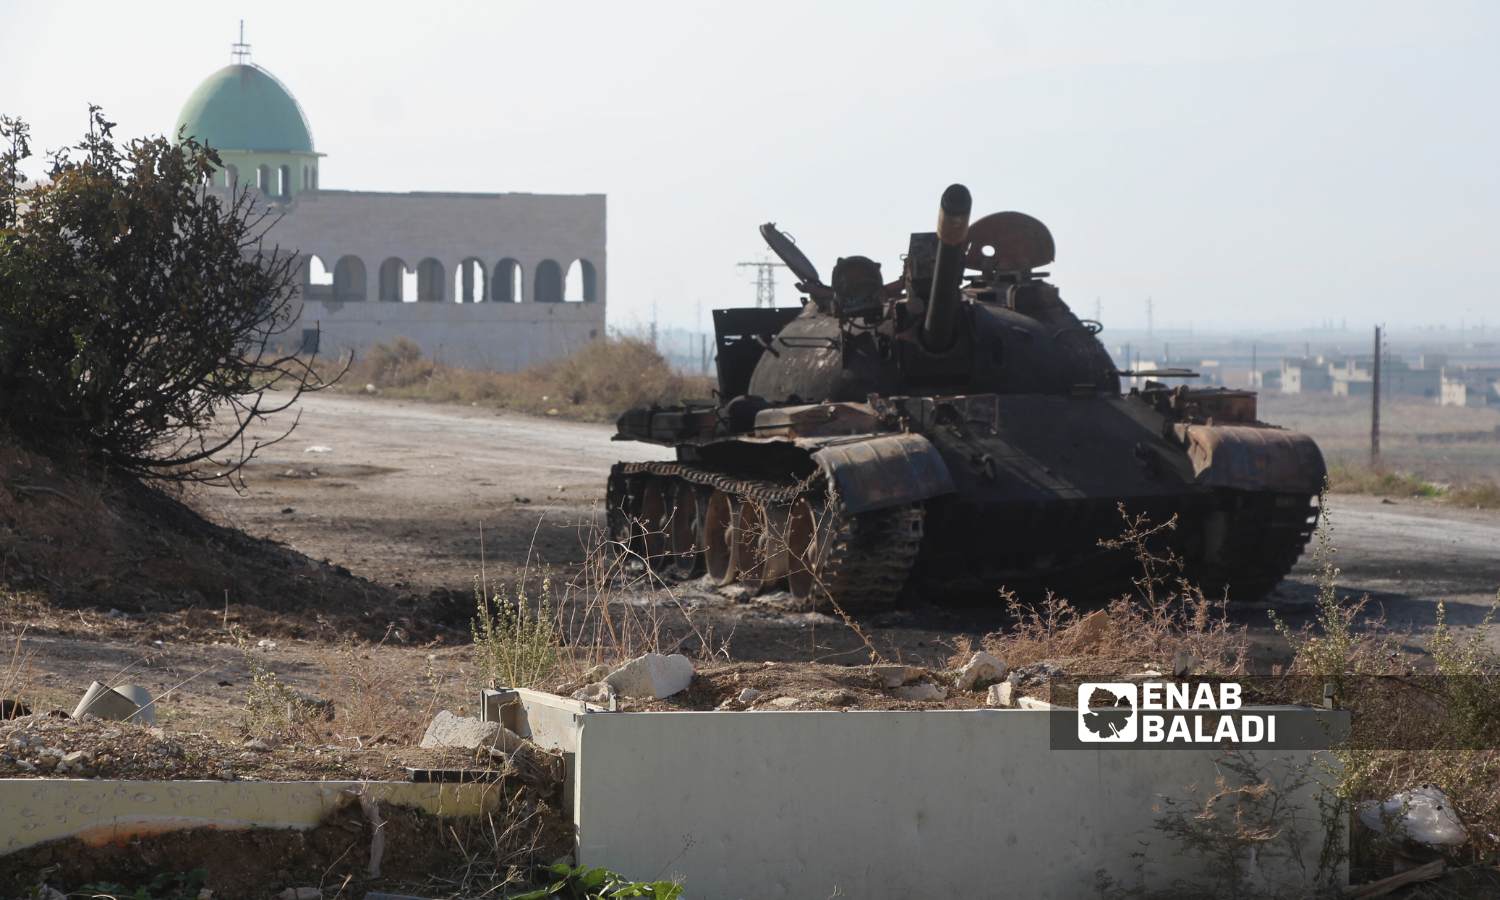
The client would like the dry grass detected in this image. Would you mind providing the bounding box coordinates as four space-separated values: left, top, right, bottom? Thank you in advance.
1329 461 1500 509
333 336 714 423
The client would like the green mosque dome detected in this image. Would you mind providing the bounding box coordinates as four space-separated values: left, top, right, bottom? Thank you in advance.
175 64 314 153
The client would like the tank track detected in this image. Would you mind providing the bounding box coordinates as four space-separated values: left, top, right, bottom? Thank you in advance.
1190 491 1319 602
609 461 924 612
812 501 924 613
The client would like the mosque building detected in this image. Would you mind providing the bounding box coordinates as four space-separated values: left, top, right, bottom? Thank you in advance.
174 30 606 369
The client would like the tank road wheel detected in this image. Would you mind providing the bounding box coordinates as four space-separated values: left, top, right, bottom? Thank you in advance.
637 478 669 572
786 497 821 604
703 490 737 585
786 499 925 614
665 480 704 578
730 499 768 594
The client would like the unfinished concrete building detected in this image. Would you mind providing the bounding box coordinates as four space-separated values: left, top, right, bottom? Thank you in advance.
175 37 605 370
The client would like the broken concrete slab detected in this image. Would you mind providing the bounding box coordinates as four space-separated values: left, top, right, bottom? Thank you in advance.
1358 785 1467 848
871 665 925 688
419 710 524 752
1016 696 1053 710
571 681 618 706
893 681 946 702
604 652 694 700
986 682 1015 708
72 682 156 725
954 652 1006 691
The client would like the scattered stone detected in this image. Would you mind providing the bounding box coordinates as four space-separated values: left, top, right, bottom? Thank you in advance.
1011 661 1065 685
419 710 524 752
571 681 617 706
954 652 1007 691
303 445 332 454
244 738 273 752
810 689 855 706
765 696 801 709
604 652 694 700
1123 670 1165 682
986 681 1015 708
15 759 35 772
364 383 378 394
1358 785 1467 848
256 639 279 651
737 687 762 705
1016 696 1053 710
871 665 925 688
62 749 91 767
894 681 946 702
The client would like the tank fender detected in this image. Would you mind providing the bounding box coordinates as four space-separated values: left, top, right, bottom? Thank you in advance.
811 433 956 514
1175 424 1327 494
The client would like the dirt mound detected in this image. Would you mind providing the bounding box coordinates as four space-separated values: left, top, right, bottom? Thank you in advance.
0 435 446 641
0 793 574 900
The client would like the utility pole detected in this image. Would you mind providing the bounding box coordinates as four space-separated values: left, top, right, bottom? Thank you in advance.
736 259 786 308
700 334 709 375
1371 325 1382 465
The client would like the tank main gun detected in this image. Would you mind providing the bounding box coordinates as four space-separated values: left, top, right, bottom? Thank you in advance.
921 183 972 353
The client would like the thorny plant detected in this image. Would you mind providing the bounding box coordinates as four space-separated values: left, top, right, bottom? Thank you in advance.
230 626 316 740
1096 748 1336 900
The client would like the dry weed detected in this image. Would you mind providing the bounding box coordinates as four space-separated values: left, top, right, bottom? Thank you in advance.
334 336 713 423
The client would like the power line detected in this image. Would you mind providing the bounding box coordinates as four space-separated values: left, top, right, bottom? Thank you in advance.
736 259 786 308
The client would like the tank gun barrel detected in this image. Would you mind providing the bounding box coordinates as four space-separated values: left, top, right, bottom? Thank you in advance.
921 183 972 353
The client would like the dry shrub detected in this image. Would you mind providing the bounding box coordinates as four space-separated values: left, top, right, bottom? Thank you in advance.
978 508 1248 679
341 336 713 422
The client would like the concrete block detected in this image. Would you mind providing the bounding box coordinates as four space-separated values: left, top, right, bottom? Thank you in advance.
954 652 1006 691
571 682 618 706
604 653 694 700
1016 696 1053 710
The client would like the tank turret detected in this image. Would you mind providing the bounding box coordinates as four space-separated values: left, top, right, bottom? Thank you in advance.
607 184 1326 615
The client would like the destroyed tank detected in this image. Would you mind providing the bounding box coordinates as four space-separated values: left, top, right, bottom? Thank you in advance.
607 184 1325 611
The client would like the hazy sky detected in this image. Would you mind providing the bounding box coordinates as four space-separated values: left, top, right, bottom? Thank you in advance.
4 1 1498 334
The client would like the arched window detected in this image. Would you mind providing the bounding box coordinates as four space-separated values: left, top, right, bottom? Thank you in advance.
278 165 291 198
455 258 487 302
534 260 563 303
333 256 367 301
417 258 445 302
564 259 598 302
307 254 333 284
379 257 411 302
493 259 523 302
257 164 273 194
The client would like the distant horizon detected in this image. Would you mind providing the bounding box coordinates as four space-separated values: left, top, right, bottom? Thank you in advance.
5 1 1497 334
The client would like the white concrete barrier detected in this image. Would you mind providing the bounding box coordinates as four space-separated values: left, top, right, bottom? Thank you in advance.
493 691 1342 900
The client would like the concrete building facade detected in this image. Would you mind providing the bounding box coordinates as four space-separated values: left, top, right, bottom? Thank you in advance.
176 39 605 370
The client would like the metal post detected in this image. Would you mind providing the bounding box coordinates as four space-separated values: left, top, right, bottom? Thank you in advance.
1371 325 1382 465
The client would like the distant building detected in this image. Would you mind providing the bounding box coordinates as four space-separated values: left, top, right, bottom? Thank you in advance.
1440 367 1500 407
1279 357 1334 394
175 34 605 370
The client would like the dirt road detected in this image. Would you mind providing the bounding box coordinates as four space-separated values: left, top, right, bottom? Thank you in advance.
197 393 1500 653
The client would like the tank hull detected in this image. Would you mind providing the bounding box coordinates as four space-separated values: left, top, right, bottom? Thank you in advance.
608 390 1324 610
